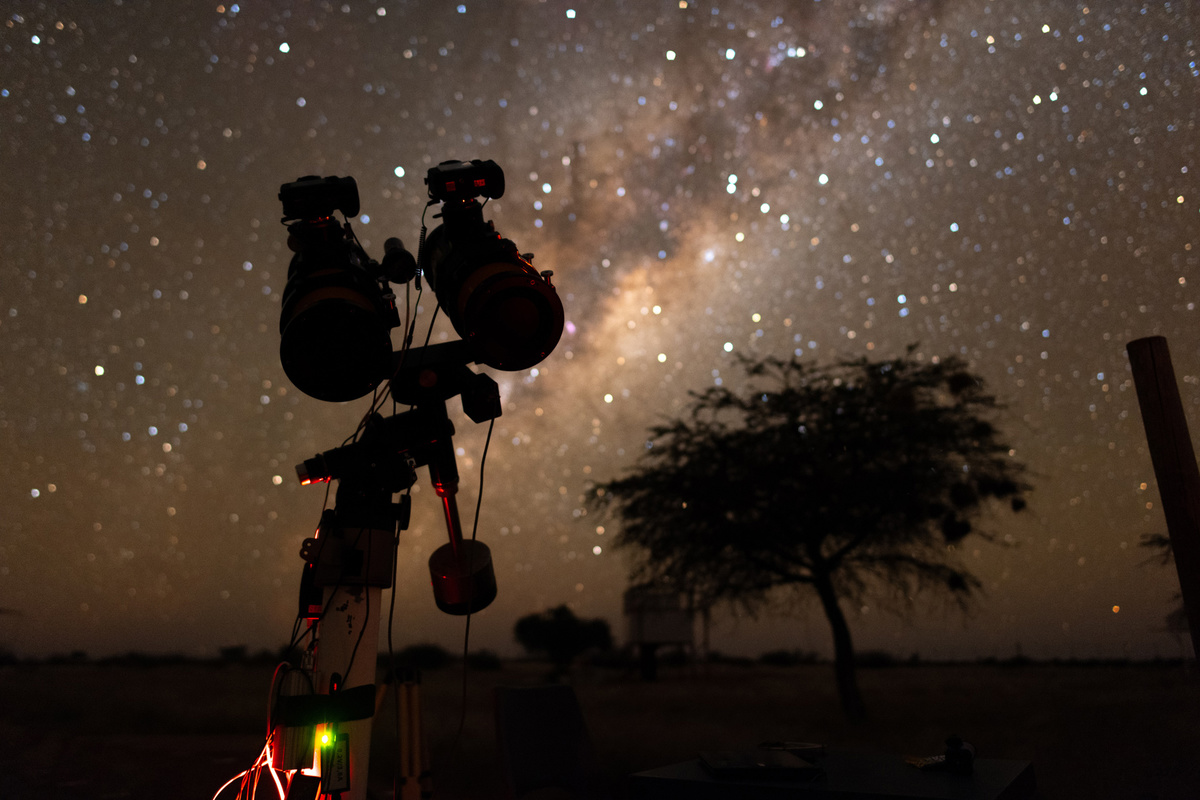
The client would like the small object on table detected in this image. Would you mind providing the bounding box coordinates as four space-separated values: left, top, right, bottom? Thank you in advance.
757 741 827 759
700 749 824 781
905 734 977 775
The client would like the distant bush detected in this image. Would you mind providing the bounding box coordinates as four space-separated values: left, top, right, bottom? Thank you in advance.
855 650 899 668
706 650 756 667
466 649 503 671
395 643 453 670
42 650 88 665
100 652 189 667
218 645 248 662
978 654 1033 667
759 649 820 666
584 648 635 670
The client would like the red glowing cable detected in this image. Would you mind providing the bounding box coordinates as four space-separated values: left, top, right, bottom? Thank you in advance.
211 737 288 800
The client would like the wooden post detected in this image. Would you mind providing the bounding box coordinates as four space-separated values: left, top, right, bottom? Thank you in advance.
1127 336 1200 656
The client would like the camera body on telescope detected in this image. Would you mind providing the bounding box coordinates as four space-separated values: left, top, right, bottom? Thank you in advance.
426 158 505 204
280 174 360 221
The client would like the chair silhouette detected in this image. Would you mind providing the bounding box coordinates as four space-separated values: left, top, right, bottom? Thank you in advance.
494 684 610 800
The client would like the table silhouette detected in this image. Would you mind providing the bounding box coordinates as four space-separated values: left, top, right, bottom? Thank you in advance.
629 749 1035 800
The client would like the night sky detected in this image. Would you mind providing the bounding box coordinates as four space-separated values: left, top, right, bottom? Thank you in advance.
2 0 1196 662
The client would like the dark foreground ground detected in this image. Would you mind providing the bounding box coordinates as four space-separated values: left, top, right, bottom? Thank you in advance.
2 659 1197 799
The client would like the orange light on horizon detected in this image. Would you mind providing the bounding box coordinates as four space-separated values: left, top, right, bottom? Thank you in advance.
1112 605 1120 613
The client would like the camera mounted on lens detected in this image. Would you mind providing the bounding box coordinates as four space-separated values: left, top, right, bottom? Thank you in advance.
421 160 564 372
277 175 401 402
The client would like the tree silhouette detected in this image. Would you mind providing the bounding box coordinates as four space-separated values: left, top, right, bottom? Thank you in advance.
514 605 613 679
591 348 1030 720
1140 533 1189 638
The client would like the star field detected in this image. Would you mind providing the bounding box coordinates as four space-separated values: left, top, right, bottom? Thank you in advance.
1 0 1197 661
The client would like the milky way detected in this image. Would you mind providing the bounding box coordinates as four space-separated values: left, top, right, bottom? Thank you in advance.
1 0 1197 660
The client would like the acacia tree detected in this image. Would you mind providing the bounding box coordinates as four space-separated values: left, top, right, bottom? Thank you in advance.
590 348 1030 720
514 605 613 679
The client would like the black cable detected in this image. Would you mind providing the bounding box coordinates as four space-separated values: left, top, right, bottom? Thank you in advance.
361 209 432 418
386 516 403 660
471 418 495 544
367 281 438 424
357 278 422 423
385 509 405 800
454 612 472 733
339 216 386 447
338 523 373 684
336 212 434 439
390 281 417 419
446 417 496 766
417 303 440 359
284 616 303 659
416 203 433 279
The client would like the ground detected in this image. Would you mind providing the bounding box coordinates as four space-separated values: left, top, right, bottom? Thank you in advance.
1 660 1197 799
